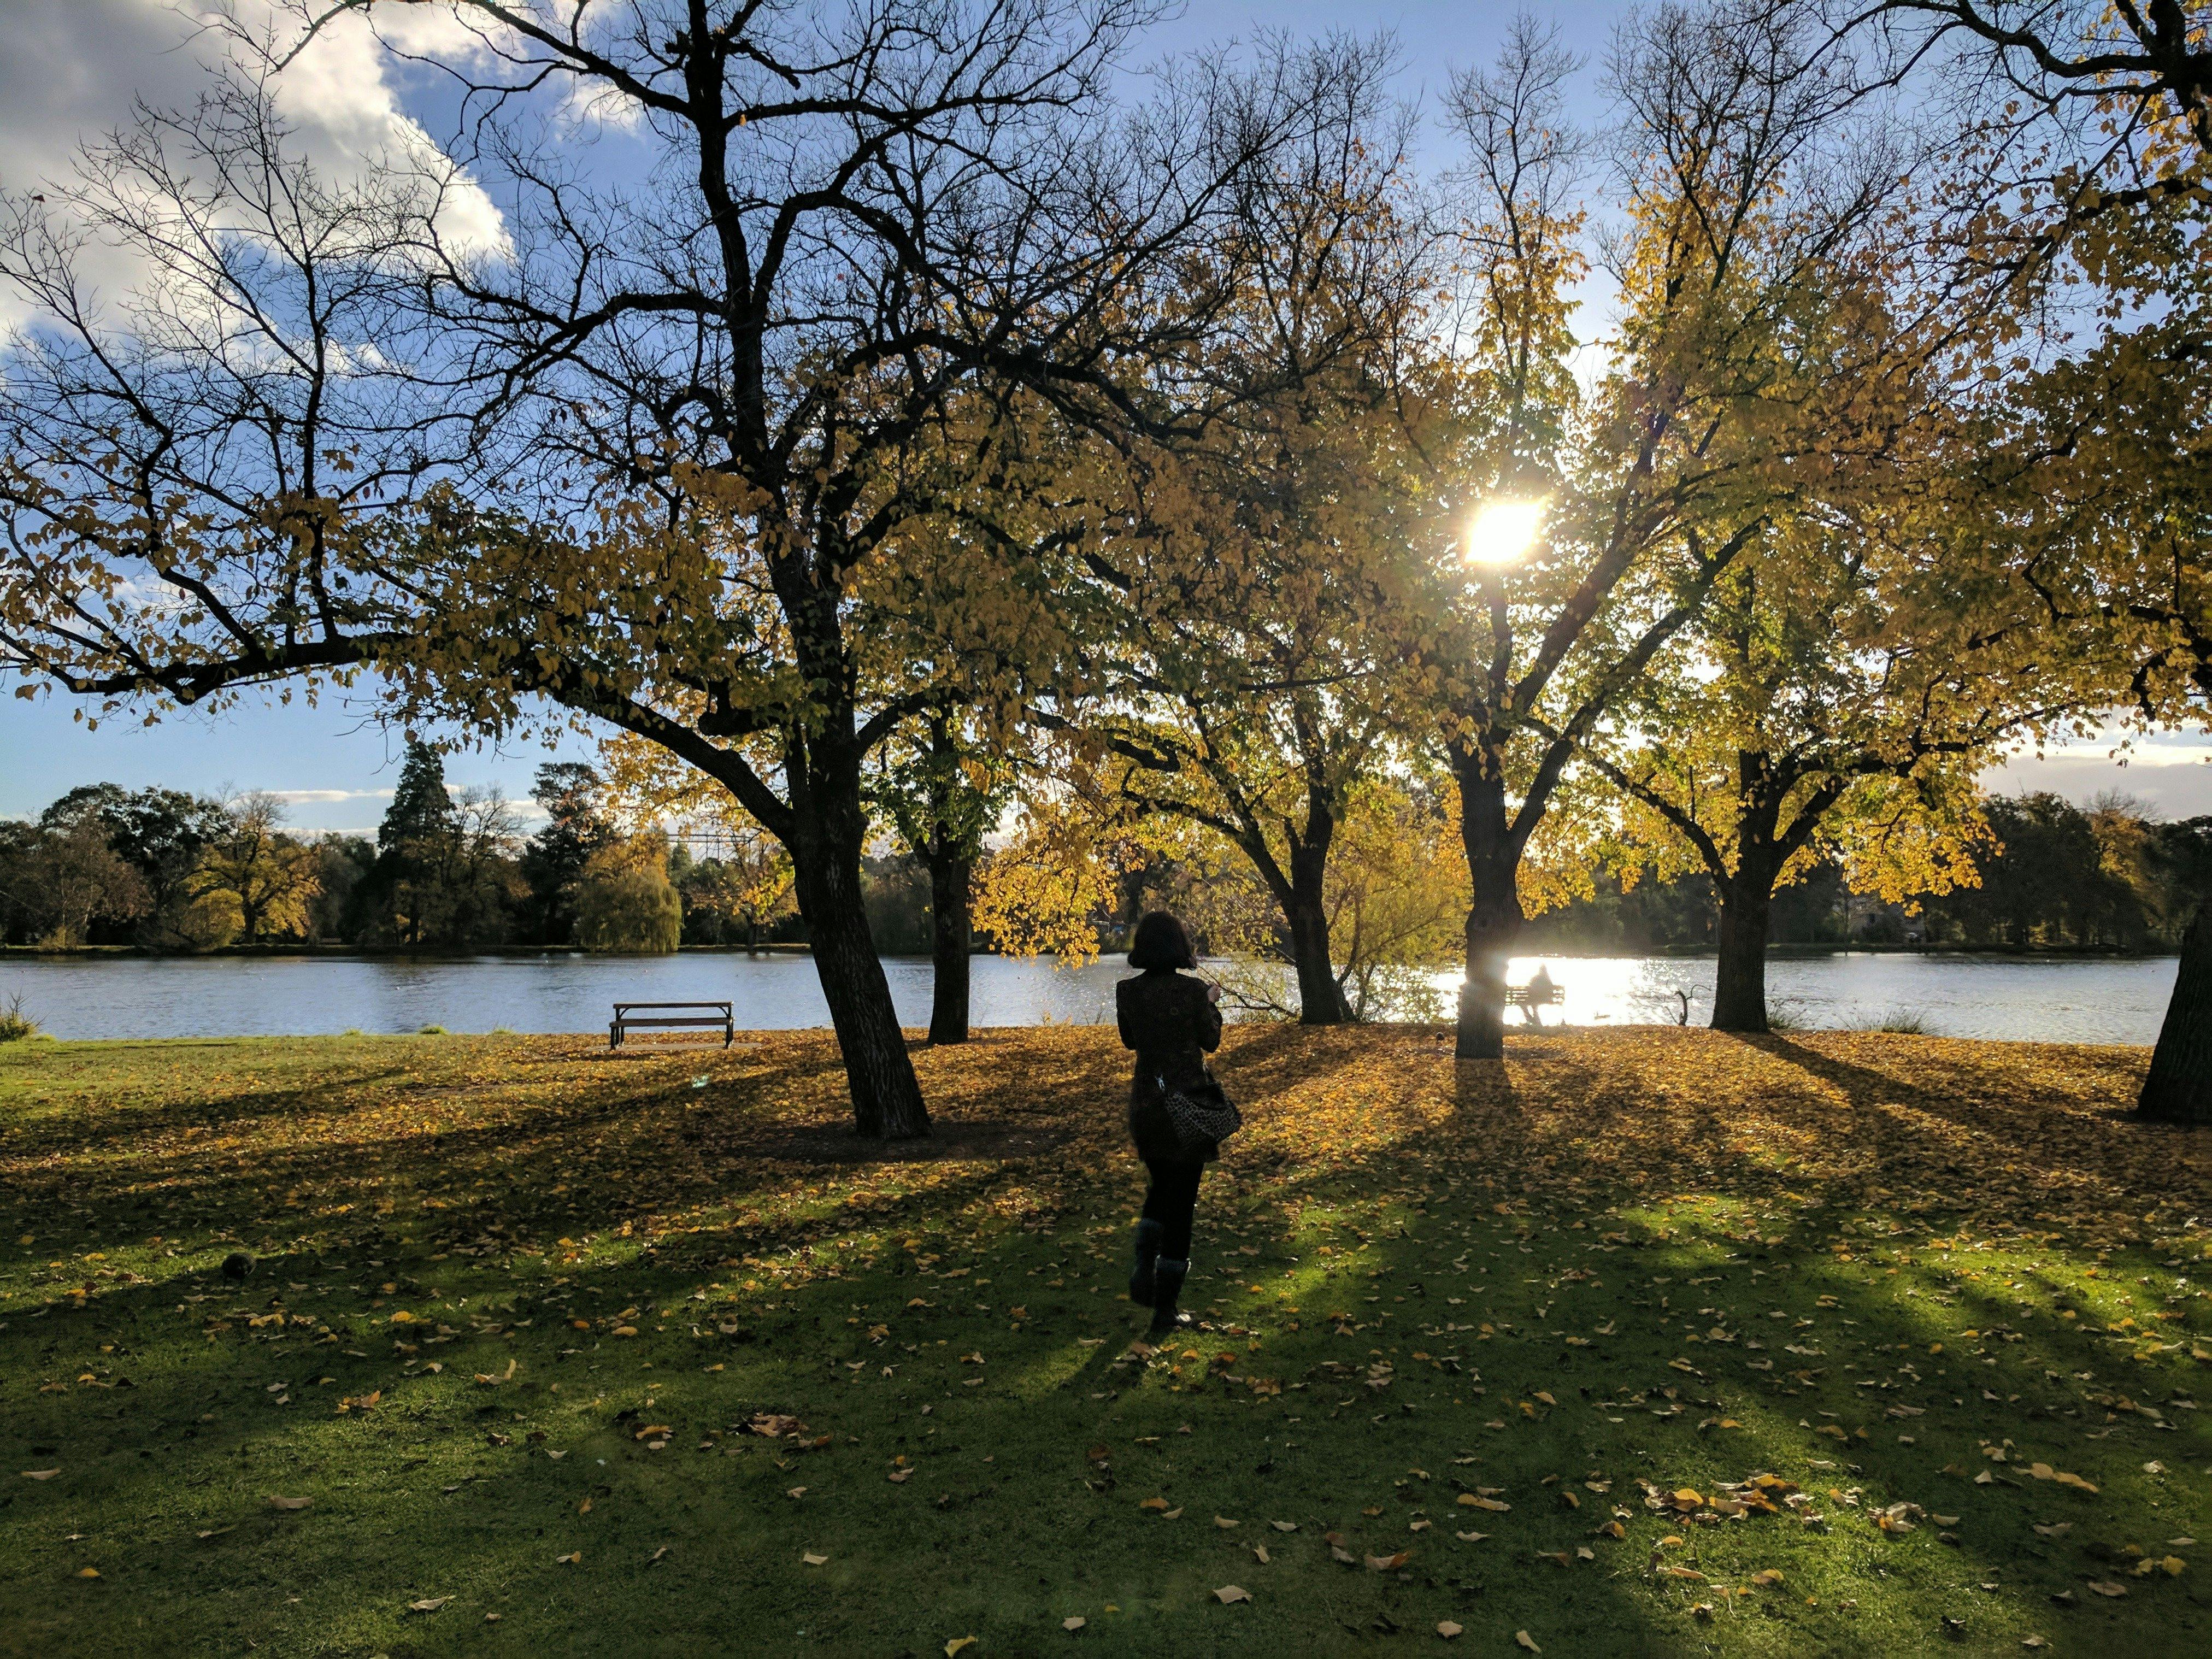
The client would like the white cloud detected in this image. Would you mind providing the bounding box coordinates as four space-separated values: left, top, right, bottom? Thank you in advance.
1982 722 2212 818
266 787 395 804
0 0 505 330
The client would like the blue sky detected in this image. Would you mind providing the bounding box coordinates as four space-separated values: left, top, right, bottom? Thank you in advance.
2 0 2206 828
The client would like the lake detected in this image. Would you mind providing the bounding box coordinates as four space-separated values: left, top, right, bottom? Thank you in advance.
0 950 2178 1044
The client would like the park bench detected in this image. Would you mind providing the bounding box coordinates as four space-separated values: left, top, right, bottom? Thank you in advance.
1506 981 1565 1025
609 1001 736 1049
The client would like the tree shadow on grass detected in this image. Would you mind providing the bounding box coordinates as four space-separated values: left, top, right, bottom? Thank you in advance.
9 1029 2212 1657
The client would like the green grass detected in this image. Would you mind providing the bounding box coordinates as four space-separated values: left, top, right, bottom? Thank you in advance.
1 1027 2208 1656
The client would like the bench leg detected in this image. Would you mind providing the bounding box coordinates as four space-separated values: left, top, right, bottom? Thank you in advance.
609 1022 620 1049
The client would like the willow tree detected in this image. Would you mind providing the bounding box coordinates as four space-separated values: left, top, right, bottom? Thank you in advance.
0 5 1334 1138
1425 3 1946 1057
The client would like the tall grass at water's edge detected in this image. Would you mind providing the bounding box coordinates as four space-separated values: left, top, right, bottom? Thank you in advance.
0 992 40 1042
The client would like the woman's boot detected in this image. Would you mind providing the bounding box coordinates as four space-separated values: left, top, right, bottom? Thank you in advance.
1127 1218 1164 1307
1149 1257 1191 1333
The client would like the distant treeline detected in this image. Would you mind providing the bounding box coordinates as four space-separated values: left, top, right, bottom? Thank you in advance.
0 744 803 954
4 760 2205 960
1526 792 2212 954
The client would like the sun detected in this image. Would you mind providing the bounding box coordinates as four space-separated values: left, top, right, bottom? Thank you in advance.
1464 498 1548 565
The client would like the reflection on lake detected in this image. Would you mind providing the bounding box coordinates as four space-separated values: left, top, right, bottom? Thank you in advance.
0 950 2177 1044
1475 954 2176 1045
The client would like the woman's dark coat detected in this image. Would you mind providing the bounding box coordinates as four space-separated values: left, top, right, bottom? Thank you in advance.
1116 968 1224 1164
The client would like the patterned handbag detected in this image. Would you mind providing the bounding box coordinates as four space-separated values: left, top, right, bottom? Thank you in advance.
1157 1072 1242 1154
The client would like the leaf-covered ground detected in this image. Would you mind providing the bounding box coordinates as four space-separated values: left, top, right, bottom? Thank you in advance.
2 1026 2208 1657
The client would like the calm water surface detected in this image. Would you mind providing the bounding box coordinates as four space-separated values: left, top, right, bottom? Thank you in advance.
0 950 2176 1044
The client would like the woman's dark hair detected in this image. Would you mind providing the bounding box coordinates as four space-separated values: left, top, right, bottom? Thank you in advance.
1127 911 1197 972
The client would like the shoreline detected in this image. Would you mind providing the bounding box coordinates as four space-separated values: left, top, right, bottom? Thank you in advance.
0 942 2184 963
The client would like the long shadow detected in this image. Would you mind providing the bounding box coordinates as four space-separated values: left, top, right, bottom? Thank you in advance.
7 1028 2209 1656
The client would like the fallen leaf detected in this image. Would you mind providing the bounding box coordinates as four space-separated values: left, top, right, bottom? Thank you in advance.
1516 1633 1542 1654
945 1639 977 1657
1139 1497 1169 1511
1270 1520 1298 1532
1366 1551 1411 1571
556 1551 581 1564
1063 1615 1086 1631
1750 1569 1784 1588
1438 1622 1462 1639
2085 1581 2127 1598
267 1496 311 1511
1214 1585 1251 1604
1214 1516 1239 1529
407 1597 450 1613
803 1552 828 1567
20 1469 59 1481
75 1567 100 1580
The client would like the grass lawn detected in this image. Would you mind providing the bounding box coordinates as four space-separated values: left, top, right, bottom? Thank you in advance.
1 1025 2208 1657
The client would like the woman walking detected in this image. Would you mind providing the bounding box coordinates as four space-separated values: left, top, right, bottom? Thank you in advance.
1117 911 1224 1334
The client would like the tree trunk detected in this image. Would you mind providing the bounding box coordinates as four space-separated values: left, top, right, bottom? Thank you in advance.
927 845 972 1045
2139 904 2212 1124
787 776 929 1139
1454 755 1522 1060
1710 878 1773 1033
1285 840 1351 1025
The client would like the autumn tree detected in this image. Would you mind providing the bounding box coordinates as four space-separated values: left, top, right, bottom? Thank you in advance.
672 834 797 952
1845 1 2212 1115
968 784 1132 962
187 793 323 945
598 731 797 956
1051 38 1436 1022
0 10 1362 1137
1584 504 2081 1030
1424 4 1954 1056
